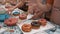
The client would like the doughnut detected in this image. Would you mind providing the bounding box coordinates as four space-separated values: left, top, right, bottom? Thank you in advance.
13 12 20 16
31 21 40 29
0 14 6 22
19 14 27 20
0 8 6 14
38 18 47 26
0 14 10 22
4 18 18 26
22 24 32 32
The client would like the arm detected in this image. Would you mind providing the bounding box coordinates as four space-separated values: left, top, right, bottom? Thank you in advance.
28 5 34 14
13 0 25 9
32 10 44 19
31 0 51 19
36 0 51 12
7 0 26 12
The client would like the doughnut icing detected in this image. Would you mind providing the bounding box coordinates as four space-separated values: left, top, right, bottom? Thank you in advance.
19 14 27 20
13 12 20 16
0 14 10 22
22 24 32 32
4 18 18 26
31 21 40 29
38 18 47 26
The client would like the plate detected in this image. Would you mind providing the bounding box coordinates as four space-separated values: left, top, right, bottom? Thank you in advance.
0 27 8 34
17 20 55 34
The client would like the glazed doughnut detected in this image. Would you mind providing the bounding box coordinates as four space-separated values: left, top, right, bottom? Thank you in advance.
31 21 40 29
22 24 32 32
4 18 18 26
19 14 27 20
38 18 47 26
13 12 20 16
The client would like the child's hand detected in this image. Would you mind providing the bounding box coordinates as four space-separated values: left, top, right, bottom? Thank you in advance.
6 7 15 12
28 6 34 14
31 14 39 19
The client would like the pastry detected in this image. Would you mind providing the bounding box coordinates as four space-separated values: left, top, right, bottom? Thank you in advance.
31 21 40 29
22 24 32 32
13 12 20 16
4 18 18 26
0 14 10 22
38 18 47 26
19 14 27 20
0 8 6 14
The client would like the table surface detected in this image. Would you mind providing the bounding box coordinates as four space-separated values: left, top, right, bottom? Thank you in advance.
0 5 24 34
0 5 56 34
0 22 23 34
17 20 55 34
0 20 55 34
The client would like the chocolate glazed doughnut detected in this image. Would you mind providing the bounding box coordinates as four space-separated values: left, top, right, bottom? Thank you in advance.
22 24 32 32
31 21 41 29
